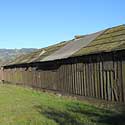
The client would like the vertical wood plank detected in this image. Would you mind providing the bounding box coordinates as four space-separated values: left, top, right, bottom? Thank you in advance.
100 62 104 99
122 60 125 102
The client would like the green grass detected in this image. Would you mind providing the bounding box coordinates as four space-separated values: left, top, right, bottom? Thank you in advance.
0 84 124 125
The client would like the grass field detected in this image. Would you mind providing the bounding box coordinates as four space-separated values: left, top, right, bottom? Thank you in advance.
0 84 124 125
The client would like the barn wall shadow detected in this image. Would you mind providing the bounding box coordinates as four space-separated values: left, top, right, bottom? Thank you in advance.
35 102 125 125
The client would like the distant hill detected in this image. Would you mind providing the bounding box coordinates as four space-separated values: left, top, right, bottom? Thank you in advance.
0 48 38 66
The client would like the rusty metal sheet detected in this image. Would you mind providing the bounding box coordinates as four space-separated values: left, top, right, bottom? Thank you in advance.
41 30 105 62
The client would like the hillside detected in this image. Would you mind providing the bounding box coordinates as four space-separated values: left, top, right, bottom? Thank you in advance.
0 48 37 66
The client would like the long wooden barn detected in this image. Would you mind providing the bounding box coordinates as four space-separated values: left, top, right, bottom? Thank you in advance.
1 25 125 103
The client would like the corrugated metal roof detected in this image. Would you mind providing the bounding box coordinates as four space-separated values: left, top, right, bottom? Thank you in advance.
41 30 105 61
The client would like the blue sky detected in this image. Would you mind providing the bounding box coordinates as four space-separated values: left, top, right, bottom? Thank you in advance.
0 0 125 49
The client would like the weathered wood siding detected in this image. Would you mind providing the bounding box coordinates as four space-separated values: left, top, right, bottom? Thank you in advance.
1 51 125 103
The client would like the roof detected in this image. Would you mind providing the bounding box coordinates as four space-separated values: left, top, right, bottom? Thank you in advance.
5 24 125 66
72 25 125 57
8 41 68 65
42 30 105 61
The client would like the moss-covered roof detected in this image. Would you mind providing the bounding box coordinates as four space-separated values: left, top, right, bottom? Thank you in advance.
8 41 68 65
5 24 125 66
41 30 105 61
72 25 125 57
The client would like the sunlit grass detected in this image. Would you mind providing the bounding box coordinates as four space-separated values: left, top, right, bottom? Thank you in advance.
0 84 124 125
